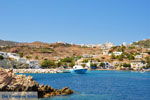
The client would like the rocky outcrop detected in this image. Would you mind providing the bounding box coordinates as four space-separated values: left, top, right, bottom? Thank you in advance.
0 68 73 98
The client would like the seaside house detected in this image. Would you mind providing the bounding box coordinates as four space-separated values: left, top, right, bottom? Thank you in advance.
0 52 8 58
131 61 147 69
7 53 20 60
100 62 113 69
27 60 40 69
17 58 27 63
112 61 122 67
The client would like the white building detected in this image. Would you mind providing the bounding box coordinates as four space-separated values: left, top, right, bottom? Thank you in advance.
0 52 8 58
17 58 27 63
7 53 20 60
131 61 147 69
101 42 114 50
82 54 93 58
135 55 143 59
101 62 113 69
102 50 109 55
113 51 123 56
27 60 40 69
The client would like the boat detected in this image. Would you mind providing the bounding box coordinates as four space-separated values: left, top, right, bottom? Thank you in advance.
70 65 87 74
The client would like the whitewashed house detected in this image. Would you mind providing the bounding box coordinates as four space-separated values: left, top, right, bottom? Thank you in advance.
27 60 40 69
131 61 147 69
17 58 27 63
0 52 8 58
102 50 109 55
101 62 113 69
7 53 20 60
135 55 143 59
112 61 122 66
82 54 93 58
101 42 114 50
113 51 123 56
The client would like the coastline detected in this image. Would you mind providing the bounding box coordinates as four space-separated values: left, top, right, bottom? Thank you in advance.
4 68 150 74
6 69 64 73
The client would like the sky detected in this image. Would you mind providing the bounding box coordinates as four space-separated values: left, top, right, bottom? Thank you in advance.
0 0 149 45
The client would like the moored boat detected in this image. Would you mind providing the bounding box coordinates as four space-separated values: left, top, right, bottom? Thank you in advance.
70 65 87 74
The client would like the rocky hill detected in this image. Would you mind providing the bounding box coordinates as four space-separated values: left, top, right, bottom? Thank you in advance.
0 41 102 61
0 39 19 46
132 39 150 48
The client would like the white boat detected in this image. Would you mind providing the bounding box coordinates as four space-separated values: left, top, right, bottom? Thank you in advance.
70 65 87 74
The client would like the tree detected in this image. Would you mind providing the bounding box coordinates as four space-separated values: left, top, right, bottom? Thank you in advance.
145 57 150 68
35 56 39 60
122 63 131 68
90 63 97 67
111 54 116 59
100 62 105 67
0 55 4 60
19 52 24 57
127 54 135 60
117 55 124 61
41 60 56 68
61 57 74 63
82 59 89 63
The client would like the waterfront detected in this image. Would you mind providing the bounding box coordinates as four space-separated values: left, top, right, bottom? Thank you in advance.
20 71 150 100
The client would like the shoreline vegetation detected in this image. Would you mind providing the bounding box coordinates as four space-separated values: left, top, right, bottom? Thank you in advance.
0 68 74 98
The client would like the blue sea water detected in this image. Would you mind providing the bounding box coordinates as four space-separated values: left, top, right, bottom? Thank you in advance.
21 71 150 100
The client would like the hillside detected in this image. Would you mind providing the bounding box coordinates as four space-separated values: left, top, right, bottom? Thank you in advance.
0 39 18 46
0 42 102 61
132 39 150 48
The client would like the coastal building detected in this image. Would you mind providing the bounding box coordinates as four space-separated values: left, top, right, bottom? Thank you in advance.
135 55 143 59
7 53 20 60
17 58 27 63
112 61 122 66
131 61 147 69
104 62 113 69
0 52 8 58
100 62 113 69
27 60 40 69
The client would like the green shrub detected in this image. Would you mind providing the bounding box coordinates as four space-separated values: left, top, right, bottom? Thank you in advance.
0 55 4 60
122 63 131 67
41 60 56 68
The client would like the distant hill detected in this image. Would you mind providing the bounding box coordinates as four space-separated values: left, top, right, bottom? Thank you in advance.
0 41 102 61
0 39 19 46
132 39 150 48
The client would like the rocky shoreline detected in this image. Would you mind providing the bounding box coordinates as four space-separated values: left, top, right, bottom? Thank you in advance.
0 68 74 98
11 69 64 73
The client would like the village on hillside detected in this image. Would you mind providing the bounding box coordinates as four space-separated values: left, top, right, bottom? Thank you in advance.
0 39 150 71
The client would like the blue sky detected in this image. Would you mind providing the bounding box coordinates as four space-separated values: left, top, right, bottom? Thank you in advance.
0 0 149 45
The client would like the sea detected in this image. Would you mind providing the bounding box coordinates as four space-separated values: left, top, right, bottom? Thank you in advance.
21 71 150 100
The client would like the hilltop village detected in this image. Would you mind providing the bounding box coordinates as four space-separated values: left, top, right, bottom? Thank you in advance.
0 39 150 71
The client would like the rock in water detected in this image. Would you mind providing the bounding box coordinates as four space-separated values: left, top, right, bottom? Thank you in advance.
0 68 73 98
